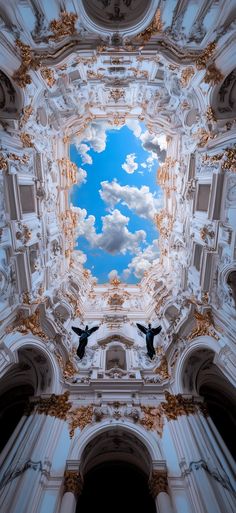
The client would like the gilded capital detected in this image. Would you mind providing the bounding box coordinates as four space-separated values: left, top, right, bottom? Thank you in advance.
149 470 168 497
64 471 83 496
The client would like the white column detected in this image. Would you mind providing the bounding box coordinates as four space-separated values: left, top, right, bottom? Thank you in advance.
156 491 174 513
60 492 77 513
60 471 83 513
149 470 174 513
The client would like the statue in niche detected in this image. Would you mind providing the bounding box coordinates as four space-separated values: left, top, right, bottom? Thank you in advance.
136 323 162 359
72 325 99 359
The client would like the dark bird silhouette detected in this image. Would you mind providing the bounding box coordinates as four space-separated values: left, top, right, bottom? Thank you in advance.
72 325 99 359
136 322 162 359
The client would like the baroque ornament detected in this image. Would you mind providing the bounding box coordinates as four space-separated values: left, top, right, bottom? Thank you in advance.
188 309 219 341
135 9 162 42
155 355 169 380
203 64 223 85
20 132 34 148
48 12 78 41
41 68 56 87
140 405 163 436
149 470 168 497
161 391 208 420
0 155 8 171
195 41 216 69
64 471 83 496
180 67 195 87
6 309 48 341
35 392 71 420
69 405 93 437
13 40 40 88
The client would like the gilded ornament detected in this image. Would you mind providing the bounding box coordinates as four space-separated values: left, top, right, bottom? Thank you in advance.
0 155 8 171
8 153 29 164
49 12 77 40
36 391 71 420
180 67 195 87
58 158 78 185
69 405 93 437
149 470 168 497
13 40 40 88
41 68 56 87
135 9 162 42
155 209 173 238
196 128 212 147
113 114 126 127
16 223 32 244
63 360 77 379
200 226 215 241
140 405 163 436
6 309 48 341
109 88 125 103
19 104 33 127
110 277 121 286
203 64 223 85
108 293 124 306
195 42 216 69
188 309 219 340
205 106 216 122
161 391 200 420
202 147 236 172
64 471 83 496
155 355 169 380
20 132 34 148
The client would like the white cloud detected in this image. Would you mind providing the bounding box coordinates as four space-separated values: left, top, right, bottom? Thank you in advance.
125 118 142 137
100 180 163 221
76 167 87 187
77 143 93 165
122 153 138 174
97 209 146 254
139 131 167 162
123 239 160 279
141 162 147 168
72 206 146 255
108 269 120 282
74 249 87 264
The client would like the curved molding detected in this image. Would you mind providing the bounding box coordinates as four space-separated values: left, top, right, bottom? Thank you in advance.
68 418 163 464
173 335 222 394
79 0 157 38
2 332 61 393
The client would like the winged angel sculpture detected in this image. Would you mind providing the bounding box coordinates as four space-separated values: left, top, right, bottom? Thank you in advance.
136 323 162 359
72 325 99 359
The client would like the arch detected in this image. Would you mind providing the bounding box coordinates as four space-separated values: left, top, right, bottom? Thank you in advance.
79 0 157 38
0 69 23 120
174 336 220 394
2 332 61 393
68 420 163 469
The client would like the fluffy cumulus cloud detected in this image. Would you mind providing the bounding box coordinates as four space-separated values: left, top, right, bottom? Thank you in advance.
108 269 120 282
72 206 146 255
97 209 146 254
139 131 167 162
73 121 110 154
74 249 87 264
100 180 163 221
76 167 87 187
122 239 160 279
122 153 138 174
125 118 142 137
77 143 93 165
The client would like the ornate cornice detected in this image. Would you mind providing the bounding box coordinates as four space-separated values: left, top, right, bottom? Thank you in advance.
69 406 93 438
161 392 208 421
149 470 168 497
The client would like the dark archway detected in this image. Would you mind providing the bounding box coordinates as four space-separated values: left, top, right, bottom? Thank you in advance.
199 383 236 461
76 461 155 513
0 384 34 453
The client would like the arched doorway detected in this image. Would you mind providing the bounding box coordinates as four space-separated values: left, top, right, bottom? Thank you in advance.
76 426 157 513
76 461 156 513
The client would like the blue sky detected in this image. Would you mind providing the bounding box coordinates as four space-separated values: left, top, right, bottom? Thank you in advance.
70 121 166 283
